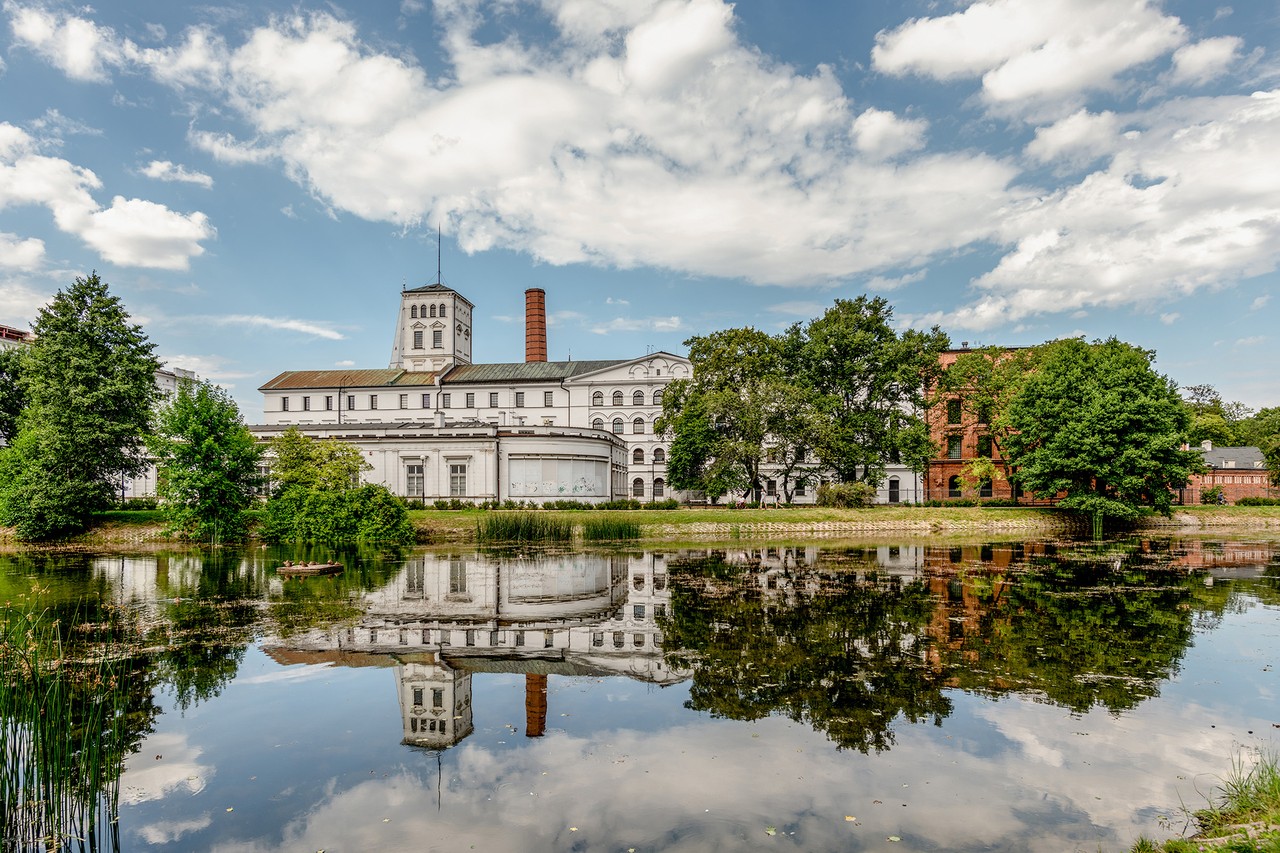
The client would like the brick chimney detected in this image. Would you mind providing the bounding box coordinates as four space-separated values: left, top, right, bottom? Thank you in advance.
525 288 547 362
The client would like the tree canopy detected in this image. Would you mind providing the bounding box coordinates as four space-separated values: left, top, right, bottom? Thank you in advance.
0 273 159 539
1001 338 1200 519
149 380 262 542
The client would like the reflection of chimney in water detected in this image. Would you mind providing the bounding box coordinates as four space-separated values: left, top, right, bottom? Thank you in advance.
525 288 547 363
525 673 548 738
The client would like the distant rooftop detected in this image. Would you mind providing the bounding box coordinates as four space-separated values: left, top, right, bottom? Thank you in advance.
260 369 437 391
443 360 626 384
1198 443 1266 469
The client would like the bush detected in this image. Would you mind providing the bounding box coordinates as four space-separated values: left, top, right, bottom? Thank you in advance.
816 482 876 508
1200 486 1225 505
1236 496 1280 506
644 498 679 510
598 499 643 510
119 496 159 510
259 484 414 543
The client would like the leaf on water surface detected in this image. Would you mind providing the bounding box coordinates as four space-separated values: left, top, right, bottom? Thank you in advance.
888 836 901 842
845 816 856 822
765 826 777 836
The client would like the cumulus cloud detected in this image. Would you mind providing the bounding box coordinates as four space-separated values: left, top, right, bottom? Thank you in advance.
6 2 124 81
872 0 1187 111
1167 36 1242 87
851 108 928 159
1025 109 1122 167
0 123 213 269
140 160 213 188
0 232 44 269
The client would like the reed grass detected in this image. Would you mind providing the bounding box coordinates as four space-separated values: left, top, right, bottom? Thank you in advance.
1 601 132 852
1131 751 1280 852
581 517 641 541
476 513 573 544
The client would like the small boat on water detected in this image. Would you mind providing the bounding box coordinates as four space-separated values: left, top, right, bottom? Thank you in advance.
277 561 343 577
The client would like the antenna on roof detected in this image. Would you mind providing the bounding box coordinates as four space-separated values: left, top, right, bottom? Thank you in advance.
435 224 442 285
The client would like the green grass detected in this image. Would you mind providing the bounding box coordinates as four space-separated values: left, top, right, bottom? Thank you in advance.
1132 752 1280 852
1 598 134 851
581 517 642 541
91 509 167 524
476 512 573 544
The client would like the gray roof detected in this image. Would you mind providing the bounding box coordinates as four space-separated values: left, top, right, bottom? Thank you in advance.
1200 445 1266 470
443 359 626 384
260 369 436 391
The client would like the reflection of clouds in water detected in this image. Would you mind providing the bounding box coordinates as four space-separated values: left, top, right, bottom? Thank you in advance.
196 707 1180 853
238 662 333 685
122 731 212 805
137 814 213 845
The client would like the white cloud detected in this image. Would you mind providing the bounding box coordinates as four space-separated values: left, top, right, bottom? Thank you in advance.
141 160 214 188
6 2 124 81
605 297 630 306
1235 335 1265 346
0 122 213 270
1160 312 1180 325
0 275 47 324
334 359 355 366
1167 36 1242 87
0 232 44 269
1025 109 1121 167
158 353 255 382
865 269 927 291
590 315 683 334
1250 294 1270 310
872 0 1187 111
215 314 345 340
851 108 927 159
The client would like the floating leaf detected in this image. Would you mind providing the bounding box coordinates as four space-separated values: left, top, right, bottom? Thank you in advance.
764 826 777 836
888 836 901 842
845 816 856 822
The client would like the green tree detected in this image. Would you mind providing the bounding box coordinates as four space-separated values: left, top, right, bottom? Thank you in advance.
1002 338 1201 520
0 273 159 539
267 427 367 495
658 383 746 502
797 297 949 485
0 346 25 444
1235 406 1280 486
149 380 262 542
1182 384 1250 447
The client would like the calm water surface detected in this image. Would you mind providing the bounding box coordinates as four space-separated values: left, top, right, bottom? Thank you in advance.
2 539 1278 852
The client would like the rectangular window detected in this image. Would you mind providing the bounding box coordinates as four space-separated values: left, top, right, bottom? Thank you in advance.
325 396 333 411
449 463 467 496
302 396 310 411
369 395 378 410
399 394 408 409
441 393 451 408
421 393 430 408
947 435 963 459
465 392 475 408
413 330 423 349
544 391 554 406
947 399 962 425
977 403 992 425
347 394 355 411
413 688 424 707
634 604 645 619
977 436 993 458
515 391 525 407
489 392 498 407
406 464 424 497
432 330 442 348
796 481 806 497
766 479 777 496
281 397 289 412
432 689 444 709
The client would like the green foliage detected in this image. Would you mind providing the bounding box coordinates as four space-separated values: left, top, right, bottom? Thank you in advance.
1235 406 1280 487
149 380 261 542
0 345 24 444
476 512 573 543
1236 497 1280 506
0 273 159 539
1200 485 1225 505
581 517 641 540
1002 338 1202 519
816 482 876 508
259 432 411 543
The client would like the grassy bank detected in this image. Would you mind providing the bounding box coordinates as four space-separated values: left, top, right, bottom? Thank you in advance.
1134 753 1280 852
3 504 1280 549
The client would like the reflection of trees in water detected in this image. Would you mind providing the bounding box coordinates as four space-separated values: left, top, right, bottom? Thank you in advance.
662 551 949 753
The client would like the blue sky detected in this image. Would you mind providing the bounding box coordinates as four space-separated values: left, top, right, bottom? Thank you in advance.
1 0 1277 420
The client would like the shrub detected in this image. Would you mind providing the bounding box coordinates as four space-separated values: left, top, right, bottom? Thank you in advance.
1200 486 1225 505
1236 496 1280 506
816 482 876 508
598 499 642 510
644 499 679 510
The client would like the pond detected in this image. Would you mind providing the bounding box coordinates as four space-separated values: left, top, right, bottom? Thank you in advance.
1 538 1278 852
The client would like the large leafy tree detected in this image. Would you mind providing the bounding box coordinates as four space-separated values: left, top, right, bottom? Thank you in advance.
149 380 262 542
0 273 159 539
1181 384 1251 447
0 346 25 444
1235 406 1280 486
1002 338 1201 520
797 297 949 484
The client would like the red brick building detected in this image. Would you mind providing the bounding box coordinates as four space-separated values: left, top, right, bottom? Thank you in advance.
1179 442 1277 505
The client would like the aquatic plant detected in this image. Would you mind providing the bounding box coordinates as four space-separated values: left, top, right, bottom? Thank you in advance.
476 512 573 544
0 600 137 852
581 517 641 541
1132 750 1280 852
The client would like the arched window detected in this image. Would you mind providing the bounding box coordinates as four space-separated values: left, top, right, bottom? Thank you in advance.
654 478 665 498
653 448 665 463
612 390 624 406
948 476 962 498
633 390 644 405
592 390 603 407
633 417 644 434
612 418 624 434
888 477 900 504
439 304 447 317
653 389 663 406
632 478 644 497
410 305 418 318
979 478 993 498
633 448 644 464
429 305 437 317
592 417 604 431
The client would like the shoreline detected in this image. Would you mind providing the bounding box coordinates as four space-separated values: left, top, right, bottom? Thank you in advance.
3 506 1280 550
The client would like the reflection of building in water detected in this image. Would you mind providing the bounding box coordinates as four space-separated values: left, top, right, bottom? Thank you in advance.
261 551 683 750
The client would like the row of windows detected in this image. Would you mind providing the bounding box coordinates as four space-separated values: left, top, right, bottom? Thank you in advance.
281 390 560 412
592 389 664 407
632 447 666 464
945 434 994 459
946 476 1022 498
631 478 667 497
945 398 992 425
412 329 445 349
593 416 659 434
409 303 447 319
405 463 468 497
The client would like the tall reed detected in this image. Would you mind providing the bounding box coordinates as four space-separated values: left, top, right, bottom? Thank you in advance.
476 512 573 544
581 517 642 541
1 601 132 852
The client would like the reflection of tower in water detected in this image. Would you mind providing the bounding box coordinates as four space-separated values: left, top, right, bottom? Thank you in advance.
398 657 474 748
525 673 547 738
